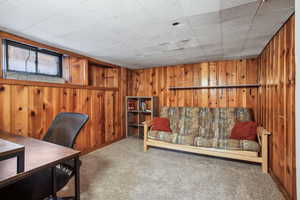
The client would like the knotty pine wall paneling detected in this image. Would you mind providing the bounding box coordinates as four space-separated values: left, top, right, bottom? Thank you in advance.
0 33 129 154
89 64 118 88
128 59 259 119
0 80 128 154
257 15 295 200
69 57 89 85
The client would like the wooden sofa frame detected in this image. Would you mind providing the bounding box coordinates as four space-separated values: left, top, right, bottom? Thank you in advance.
143 120 271 173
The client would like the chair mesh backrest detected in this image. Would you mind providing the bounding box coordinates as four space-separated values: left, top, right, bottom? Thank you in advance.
43 112 89 148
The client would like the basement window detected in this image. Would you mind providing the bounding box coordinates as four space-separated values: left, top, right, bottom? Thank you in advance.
4 40 62 77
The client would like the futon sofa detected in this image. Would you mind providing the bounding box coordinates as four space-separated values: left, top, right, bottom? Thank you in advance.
143 107 271 173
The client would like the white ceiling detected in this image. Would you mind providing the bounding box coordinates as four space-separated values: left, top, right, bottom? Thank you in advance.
0 0 294 69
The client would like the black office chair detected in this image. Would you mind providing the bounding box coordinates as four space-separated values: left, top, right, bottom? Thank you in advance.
0 112 89 200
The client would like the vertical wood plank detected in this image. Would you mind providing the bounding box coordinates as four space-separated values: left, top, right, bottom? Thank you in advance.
11 85 28 136
0 85 11 132
208 62 218 108
201 62 209 107
28 86 44 139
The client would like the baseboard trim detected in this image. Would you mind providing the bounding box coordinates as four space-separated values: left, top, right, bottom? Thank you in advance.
269 169 291 200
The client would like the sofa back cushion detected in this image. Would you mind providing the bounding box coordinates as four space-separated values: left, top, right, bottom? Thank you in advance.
160 107 254 141
160 107 200 135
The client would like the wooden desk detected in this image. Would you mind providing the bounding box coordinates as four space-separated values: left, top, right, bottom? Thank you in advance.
0 131 81 200
0 138 25 173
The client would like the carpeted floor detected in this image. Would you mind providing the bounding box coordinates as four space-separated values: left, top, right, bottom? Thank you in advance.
59 138 283 200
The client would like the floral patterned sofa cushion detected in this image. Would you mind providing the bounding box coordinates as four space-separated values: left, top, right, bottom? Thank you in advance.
160 107 200 135
148 107 260 152
193 137 260 152
148 130 195 146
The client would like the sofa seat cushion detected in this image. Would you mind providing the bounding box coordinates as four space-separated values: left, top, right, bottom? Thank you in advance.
148 130 195 146
148 130 177 144
194 136 260 152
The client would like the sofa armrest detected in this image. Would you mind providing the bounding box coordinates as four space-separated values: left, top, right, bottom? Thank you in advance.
143 120 153 139
257 126 271 146
257 126 271 173
143 120 153 152
143 120 154 127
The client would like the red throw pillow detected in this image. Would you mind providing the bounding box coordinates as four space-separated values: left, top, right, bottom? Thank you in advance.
152 117 172 132
230 121 258 141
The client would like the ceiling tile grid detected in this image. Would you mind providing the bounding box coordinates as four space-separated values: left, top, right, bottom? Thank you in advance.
0 0 295 68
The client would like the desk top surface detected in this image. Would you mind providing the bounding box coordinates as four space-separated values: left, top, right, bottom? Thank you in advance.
0 131 80 188
0 138 24 156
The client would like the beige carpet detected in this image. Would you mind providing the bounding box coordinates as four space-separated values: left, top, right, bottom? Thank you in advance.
59 138 283 200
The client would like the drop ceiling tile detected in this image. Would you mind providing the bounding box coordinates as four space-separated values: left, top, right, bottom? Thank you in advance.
137 0 184 22
249 8 293 39
203 54 224 61
133 19 195 47
82 0 151 27
179 0 220 16
220 1 258 23
259 0 294 12
220 0 257 9
188 11 220 27
182 47 205 56
192 23 221 38
222 17 251 32
255 7 294 25
223 46 244 56
242 35 271 55
82 0 141 16
0 0 58 31
0 0 295 69
25 11 105 38
239 48 261 57
223 39 244 48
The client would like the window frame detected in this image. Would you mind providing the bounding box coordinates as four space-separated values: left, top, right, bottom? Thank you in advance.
4 39 63 77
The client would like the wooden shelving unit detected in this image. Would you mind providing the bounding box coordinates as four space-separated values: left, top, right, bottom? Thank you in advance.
126 96 158 138
168 84 261 90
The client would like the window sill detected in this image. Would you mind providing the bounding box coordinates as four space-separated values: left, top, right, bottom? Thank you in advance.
5 72 65 84
0 78 118 91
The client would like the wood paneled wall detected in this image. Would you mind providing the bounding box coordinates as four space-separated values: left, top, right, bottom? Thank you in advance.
68 57 89 85
0 67 128 154
257 15 296 200
89 64 119 88
0 32 129 154
128 59 259 119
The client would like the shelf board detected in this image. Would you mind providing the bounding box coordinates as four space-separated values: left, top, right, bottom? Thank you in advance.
128 110 151 114
128 110 139 113
0 78 118 91
168 84 261 90
128 123 144 127
141 111 152 114
126 96 153 99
